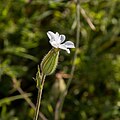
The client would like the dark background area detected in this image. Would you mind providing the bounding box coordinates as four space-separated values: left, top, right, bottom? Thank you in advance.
0 0 120 120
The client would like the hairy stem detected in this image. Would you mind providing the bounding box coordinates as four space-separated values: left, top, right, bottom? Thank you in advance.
33 74 46 120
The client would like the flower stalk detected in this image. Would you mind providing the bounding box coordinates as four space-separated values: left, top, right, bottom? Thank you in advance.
33 74 46 120
33 48 59 120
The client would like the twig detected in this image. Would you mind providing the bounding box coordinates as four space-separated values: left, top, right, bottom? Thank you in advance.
80 7 96 31
54 0 80 120
0 94 31 106
12 78 47 120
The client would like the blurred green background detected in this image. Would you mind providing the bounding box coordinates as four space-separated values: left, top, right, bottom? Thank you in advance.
0 0 120 120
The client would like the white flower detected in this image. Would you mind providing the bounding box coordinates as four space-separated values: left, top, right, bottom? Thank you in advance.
47 31 75 54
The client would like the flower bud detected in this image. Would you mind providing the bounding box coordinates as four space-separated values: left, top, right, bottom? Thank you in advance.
41 48 59 75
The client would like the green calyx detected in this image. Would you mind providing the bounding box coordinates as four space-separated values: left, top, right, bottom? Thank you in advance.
41 48 59 75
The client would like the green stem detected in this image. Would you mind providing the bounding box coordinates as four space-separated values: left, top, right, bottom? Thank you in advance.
33 74 46 120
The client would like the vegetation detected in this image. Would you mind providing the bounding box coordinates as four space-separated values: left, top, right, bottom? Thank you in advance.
0 0 120 120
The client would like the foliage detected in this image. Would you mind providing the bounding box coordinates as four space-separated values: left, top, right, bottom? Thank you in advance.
0 0 120 120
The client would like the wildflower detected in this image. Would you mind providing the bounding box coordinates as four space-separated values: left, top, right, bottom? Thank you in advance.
41 31 75 75
47 31 75 53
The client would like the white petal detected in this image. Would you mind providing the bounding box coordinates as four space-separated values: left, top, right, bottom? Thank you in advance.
55 32 61 43
55 32 59 38
59 44 70 54
66 49 70 54
59 35 65 43
55 32 60 40
47 31 55 40
64 41 75 48
59 44 66 49
49 40 59 48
